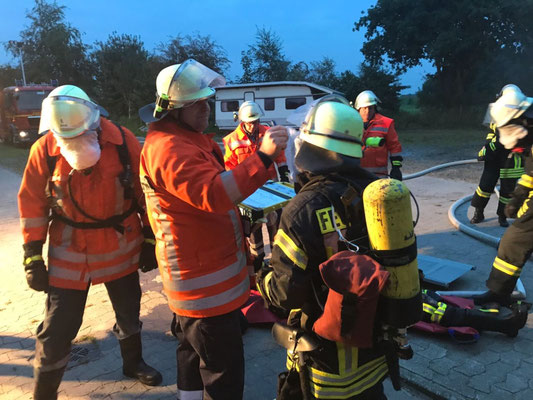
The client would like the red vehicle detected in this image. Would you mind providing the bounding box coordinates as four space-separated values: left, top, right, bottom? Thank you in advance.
0 83 56 145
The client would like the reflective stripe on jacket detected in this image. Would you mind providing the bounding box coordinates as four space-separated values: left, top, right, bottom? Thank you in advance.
18 118 145 290
223 123 287 179
140 118 271 318
361 113 402 176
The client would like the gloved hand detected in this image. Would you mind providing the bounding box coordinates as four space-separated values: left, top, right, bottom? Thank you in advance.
139 227 158 273
389 166 402 181
277 165 291 183
23 241 49 292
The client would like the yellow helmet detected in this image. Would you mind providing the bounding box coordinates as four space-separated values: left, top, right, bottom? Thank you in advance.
300 95 364 158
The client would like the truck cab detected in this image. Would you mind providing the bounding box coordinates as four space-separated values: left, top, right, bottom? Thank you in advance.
0 84 55 145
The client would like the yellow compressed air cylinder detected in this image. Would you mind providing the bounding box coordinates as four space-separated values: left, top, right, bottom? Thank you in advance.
363 179 421 327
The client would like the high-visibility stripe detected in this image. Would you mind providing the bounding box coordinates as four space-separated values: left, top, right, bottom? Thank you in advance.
220 170 244 204
167 274 249 311
177 389 203 400
34 353 71 371
259 270 274 303
432 302 447 323
229 139 252 151
370 127 388 133
517 193 532 218
493 257 521 277
20 217 49 229
486 133 495 140
274 229 308 270
309 355 385 382
49 236 143 264
498 197 511 205
476 187 492 198
24 255 44 265
310 359 388 398
518 174 533 189
489 142 496 151
423 303 436 315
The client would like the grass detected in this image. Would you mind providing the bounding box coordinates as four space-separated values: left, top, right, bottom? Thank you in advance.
0 142 30 175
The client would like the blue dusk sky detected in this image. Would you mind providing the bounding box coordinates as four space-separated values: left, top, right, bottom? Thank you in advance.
0 0 434 94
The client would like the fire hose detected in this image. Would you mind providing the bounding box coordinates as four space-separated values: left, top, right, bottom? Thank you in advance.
402 158 526 299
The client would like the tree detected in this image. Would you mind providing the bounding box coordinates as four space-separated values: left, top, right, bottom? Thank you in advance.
0 65 21 89
308 57 339 89
156 33 230 75
287 61 310 81
239 27 290 83
5 0 92 87
355 0 533 109
91 33 154 119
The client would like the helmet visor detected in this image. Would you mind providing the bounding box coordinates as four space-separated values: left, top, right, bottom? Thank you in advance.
40 95 100 138
167 59 226 108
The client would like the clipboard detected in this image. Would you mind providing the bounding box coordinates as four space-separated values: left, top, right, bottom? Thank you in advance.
238 181 296 223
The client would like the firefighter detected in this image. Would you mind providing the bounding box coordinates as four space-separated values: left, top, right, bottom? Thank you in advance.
470 87 525 227
223 100 289 271
257 95 391 399
422 290 528 337
18 85 162 400
138 59 288 400
473 84 533 307
355 90 403 180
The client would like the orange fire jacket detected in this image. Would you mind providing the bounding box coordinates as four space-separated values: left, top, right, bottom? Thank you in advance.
223 123 287 178
140 118 271 318
18 118 146 290
361 113 402 177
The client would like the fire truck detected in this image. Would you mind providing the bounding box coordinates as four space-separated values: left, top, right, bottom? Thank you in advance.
0 81 57 145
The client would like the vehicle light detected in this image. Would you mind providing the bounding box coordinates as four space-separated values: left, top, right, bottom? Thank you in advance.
19 131 28 138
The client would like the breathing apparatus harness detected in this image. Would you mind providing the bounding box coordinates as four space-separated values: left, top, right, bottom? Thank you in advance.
45 122 140 234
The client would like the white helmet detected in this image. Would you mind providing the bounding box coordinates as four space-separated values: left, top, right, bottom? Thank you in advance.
354 90 381 110
238 101 264 122
484 84 533 127
300 94 364 158
138 59 226 123
39 85 100 138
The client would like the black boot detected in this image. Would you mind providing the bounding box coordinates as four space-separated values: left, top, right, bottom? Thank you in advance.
119 332 163 386
472 290 514 307
470 208 485 224
442 303 529 337
498 215 509 227
33 366 65 400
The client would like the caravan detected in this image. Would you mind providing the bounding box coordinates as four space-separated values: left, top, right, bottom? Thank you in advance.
214 81 341 131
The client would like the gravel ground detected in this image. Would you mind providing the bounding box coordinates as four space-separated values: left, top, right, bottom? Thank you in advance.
402 144 484 184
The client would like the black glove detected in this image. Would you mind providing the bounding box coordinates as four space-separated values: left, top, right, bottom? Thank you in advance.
505 185 530 218
389 166 402 181
23 241 49 292
277 165 291 183
139 227 158 273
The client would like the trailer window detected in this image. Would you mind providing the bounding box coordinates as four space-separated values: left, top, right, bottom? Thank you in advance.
285 97 306 110
221 100 239 112
264 98 275 111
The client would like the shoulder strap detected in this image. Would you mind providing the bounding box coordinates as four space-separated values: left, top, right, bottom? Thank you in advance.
110 121 133 191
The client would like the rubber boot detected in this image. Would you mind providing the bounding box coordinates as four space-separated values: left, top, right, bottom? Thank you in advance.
498 215 509 227
33 366 66 400
470 208 485 224
441 303 529 337
119 332 162 386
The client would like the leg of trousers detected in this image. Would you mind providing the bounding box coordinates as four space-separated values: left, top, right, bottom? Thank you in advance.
487 204 533 294
176 309 245 400
471 157 499 210
105 271 142 339
34 286 88 372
